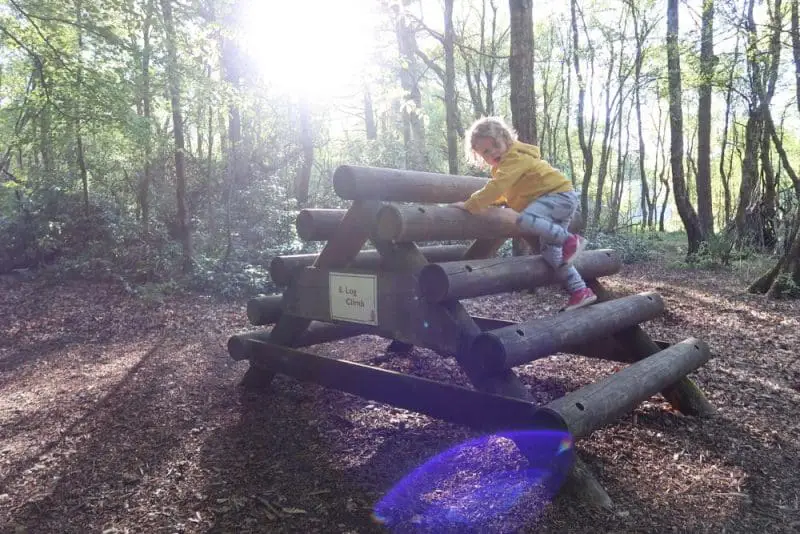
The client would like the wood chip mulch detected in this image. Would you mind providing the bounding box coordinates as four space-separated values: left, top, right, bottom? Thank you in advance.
1 260 798 533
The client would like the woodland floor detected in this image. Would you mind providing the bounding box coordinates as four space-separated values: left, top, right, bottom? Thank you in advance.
1 254 799 534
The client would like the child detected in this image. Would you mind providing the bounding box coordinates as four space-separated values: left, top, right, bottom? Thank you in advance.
452 116 597 311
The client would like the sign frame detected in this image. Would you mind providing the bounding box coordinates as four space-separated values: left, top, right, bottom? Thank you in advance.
328 272 378 325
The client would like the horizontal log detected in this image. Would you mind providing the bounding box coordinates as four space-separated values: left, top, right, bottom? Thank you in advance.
418 249 621 302
471 315 516 331
246 294 283 325
333 165 489 203
537 338 711 438
228 322 380 361
269 244 469 286
586 279 715 417
242 338 566 432
469 292 665 373
296 209 347 241
376 204 523 242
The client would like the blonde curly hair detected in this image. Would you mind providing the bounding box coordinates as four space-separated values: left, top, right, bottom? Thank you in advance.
464 116 517 166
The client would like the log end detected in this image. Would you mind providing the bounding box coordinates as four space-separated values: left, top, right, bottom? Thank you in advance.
469 332 507 375
295 209 317 241
530 406 570 433
375 205 405 241
246 294 283 326
601 248 623 273
332 165 358 200
418 263 451 302
227 335 250 361
268 257 290 287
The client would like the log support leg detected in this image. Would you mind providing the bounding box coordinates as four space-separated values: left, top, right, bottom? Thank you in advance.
586 279 714 416
238 200 383 390
455 242 614 509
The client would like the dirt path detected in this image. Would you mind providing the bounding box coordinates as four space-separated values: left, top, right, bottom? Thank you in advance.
1 261 798 533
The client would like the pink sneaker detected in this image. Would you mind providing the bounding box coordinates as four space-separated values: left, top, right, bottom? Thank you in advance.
563 287 597 311
562 234 586 265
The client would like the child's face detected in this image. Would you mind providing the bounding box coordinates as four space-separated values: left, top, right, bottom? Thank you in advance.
473 136 507 166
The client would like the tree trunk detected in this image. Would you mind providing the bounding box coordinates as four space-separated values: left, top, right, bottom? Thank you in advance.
394 5 427 170
719 29 741 227
571 0 594 223
295 97 313 206
734 0 783 248
160 0 192 273
734 0 764 245
364 87 377 140
73 0 89 215
667 0 703 254
608 103 631 232
629 0 652 229
509 0 536 257
651 104 664 228
443 0 459 175
696 0 715 237
460 0 503 120
592 37 618 229
564 40 576 186
749 2 800 298
140 0 154 233
794 0 800 118
750 213 800 298
509 0 537 144
220 2 244 269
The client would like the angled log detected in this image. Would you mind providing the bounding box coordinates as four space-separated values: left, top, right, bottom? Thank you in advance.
269 245 469 286
469 292 665 373
586 280 715 417
239 201 383 389
243 339 566 431
436 289 612 510
228 322 380 361
246 294 283 325
333 165 488 203
313 200 384 268
367 240 525 396
537 338 711 438
376 204 523 242
295 209 346 241
463 237 508 260
419 249 621 302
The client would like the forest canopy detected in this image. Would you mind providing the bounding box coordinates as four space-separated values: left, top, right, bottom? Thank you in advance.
1 0 799 298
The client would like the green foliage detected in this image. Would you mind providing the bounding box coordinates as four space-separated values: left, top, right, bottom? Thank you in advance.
586 231 653 264
188 257 275 300
770 274 800 299
1 0 797 306
686 233 736 268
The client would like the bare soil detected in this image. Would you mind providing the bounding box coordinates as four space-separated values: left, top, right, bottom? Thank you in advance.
1 260 799 533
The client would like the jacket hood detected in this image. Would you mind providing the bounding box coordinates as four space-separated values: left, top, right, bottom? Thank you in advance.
510 141 541 159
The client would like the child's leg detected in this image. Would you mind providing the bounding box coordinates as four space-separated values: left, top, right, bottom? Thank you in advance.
516 191 578 245
519 192 596 309
540 233 586 292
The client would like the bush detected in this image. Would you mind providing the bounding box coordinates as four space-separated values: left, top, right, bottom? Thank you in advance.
585 231 652 264
684 233 736 268
187 256 276 300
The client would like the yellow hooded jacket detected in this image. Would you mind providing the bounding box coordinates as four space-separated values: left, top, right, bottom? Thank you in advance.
462 141 572 213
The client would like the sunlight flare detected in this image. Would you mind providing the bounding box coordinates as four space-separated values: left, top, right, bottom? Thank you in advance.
240 1 379 100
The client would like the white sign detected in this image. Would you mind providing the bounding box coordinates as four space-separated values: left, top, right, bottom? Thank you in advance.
329 272 378 325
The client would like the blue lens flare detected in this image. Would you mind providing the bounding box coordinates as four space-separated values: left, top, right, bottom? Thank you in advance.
373 430 574 531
